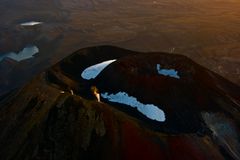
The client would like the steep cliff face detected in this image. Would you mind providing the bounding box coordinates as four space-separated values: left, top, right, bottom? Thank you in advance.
0 46 239 160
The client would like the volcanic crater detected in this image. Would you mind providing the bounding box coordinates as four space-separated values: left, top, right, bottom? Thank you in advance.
0 46 239 160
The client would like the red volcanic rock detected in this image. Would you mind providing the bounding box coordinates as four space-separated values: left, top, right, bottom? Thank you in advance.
120 121 167 160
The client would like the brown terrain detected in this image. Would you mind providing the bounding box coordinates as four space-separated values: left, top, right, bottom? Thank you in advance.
0 46 239 160
0 0 240 95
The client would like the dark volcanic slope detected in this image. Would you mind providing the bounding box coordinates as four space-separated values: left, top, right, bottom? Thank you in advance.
0 46 240 160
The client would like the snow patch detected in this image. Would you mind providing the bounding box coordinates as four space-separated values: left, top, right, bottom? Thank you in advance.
202 112 240 160
157 64 180 79
20 21 43 26
0 45 39 62
101 92 166 122
81 59 116 80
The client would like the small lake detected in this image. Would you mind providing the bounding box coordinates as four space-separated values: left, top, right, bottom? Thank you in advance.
0 45 39 62
101 91 166 122
81 59 116 80
157 64 180 79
